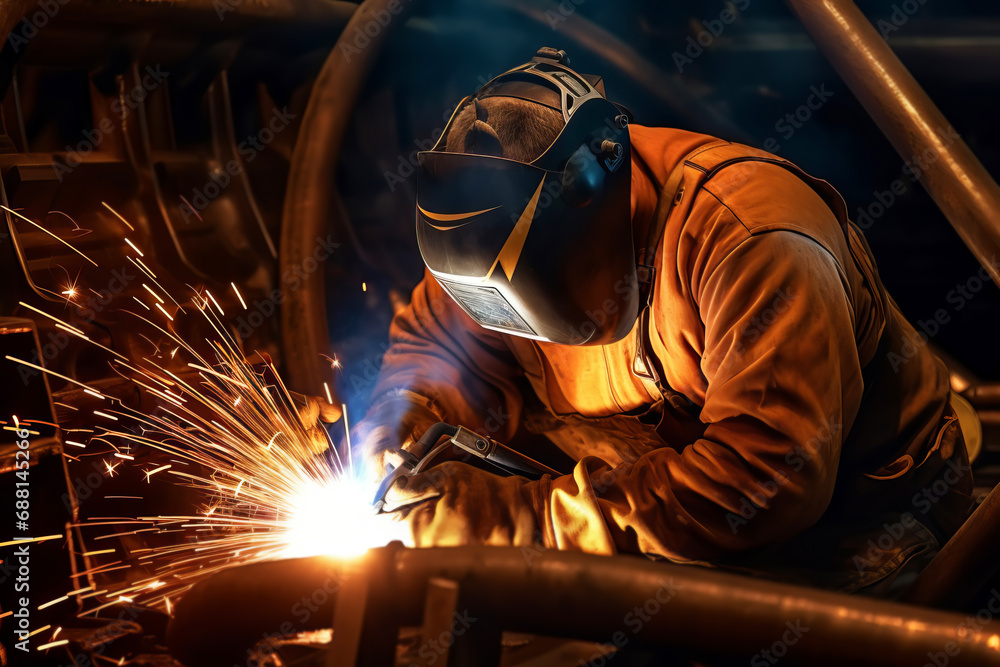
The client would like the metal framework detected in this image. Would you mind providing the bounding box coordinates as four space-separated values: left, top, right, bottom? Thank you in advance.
168 545 1000 667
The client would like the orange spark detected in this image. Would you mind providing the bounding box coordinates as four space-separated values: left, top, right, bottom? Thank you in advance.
231 282 247 310
142 283 165 304
154 303 174 321
124 238 144 257
37 640 68 652
2 205 99 267
101 202 135 230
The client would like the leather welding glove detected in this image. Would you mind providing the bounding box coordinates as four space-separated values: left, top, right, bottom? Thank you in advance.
381 460 541 547
243 351 341 456
290 391 342 456
354 394 442 481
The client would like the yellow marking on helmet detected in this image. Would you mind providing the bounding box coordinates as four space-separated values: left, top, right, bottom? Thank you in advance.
417 203 501 229
487 176 546 282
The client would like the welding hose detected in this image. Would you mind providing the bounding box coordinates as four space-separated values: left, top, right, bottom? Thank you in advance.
374 423 559 512
381 421 458 476
167 545 1000 667
404 423 559 477
409 422 459 463
371 422 457 511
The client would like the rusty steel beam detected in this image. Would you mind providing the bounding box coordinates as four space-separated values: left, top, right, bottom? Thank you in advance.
784 0 1000 287
168 546 1000 667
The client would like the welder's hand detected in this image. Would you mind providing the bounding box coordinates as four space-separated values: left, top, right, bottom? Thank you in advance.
355 399 440 481
290 391 342 456
241 351 341 455
382 461 541 547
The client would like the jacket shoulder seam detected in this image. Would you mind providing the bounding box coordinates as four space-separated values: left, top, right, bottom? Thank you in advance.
693 191 850 308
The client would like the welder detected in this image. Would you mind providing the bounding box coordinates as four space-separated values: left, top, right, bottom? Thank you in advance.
350 48 977 595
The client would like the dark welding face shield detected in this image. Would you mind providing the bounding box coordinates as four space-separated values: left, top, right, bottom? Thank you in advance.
415 48 636 345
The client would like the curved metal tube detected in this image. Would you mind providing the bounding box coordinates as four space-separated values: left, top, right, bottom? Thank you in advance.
61 0 357 27
0 0 39 44
278 0 418 395
169 546 1000 667
503 0 754 145
410 421 459 461
279 0 758 394
784 0 1000 287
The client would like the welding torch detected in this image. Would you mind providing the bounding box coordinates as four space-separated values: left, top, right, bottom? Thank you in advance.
372 422 560 513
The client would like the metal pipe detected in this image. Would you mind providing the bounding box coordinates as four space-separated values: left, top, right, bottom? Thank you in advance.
411 422 460 460
502 0 755 145
784 0 1000 287
62 0 357 27
965 384 1000 407
0 0 38 44
902 481 1000 610
169 546 1000 667
168 555 347 667
279 0 417 396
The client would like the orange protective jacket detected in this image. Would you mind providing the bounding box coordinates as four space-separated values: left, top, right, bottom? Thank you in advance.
368 126 972 583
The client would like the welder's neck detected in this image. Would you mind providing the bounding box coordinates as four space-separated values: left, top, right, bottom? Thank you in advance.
630 154 659 263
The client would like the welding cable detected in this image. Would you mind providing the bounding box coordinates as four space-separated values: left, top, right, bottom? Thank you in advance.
408 422 459 466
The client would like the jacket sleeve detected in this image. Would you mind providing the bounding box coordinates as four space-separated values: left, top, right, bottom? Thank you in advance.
361 268 524 454
528 230 866 561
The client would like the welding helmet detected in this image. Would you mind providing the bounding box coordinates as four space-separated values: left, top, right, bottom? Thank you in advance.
415 47 636 345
